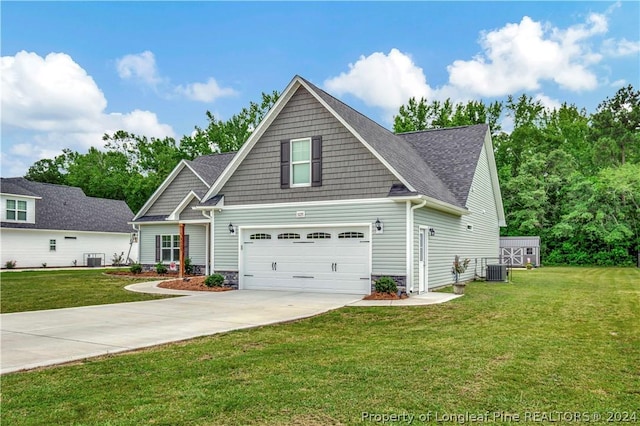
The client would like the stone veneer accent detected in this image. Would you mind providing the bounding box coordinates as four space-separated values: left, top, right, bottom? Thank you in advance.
214 270 239 289
371 274 407 295
141 264 206 275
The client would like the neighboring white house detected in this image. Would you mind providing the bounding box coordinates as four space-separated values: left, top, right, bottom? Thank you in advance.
131 75 506 294
1 178 137 268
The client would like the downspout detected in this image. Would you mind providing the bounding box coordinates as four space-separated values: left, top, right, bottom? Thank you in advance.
201 210 214 275
131 223 140 264
407 199 427 293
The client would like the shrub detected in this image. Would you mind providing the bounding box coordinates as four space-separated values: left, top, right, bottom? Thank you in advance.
130 263 143 274
41 263 47 268
4 260 16 269
155 262 168 275
204 274 225 287
375 276 398 294
111 252 125 266
184 257 194 275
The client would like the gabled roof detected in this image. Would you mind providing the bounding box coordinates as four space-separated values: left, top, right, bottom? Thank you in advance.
397 124 490 206
0 178 134 233
203 75 492 214
133 152 235 220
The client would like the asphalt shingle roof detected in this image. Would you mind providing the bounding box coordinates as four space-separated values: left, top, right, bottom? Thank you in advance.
300 77 465 208
397 124 489 205
1 178 134 233
186 152 236 186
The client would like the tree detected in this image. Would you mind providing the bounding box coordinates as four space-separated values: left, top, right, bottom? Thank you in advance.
590 85 640 167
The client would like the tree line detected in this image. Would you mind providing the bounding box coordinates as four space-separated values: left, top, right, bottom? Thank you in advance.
25 85 638 265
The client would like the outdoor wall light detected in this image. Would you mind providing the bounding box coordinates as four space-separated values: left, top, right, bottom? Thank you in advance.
374 218 383 233
228 223 235 234
429 227 436 237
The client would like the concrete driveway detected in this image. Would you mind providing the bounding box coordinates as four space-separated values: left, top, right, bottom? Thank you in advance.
1 290 362 374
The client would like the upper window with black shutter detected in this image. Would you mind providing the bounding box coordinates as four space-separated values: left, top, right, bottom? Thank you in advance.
281 136 322 189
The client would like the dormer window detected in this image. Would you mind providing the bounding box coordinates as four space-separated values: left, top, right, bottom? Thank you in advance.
6 199 27 221
291 138 311 187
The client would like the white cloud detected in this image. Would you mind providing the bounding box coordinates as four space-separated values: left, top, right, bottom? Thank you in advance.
1 51 175 176
115 51 236 103
324 48 434 113
115 50 163 87
610 79 627 88
534 93 562 111
175 77 237 102
602 38 640 57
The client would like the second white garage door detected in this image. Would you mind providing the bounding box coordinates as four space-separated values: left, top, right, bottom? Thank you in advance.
241 226 371 294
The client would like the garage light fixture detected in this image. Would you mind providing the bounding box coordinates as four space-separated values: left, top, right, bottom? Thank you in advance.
228 223 235 234
429 227 436 237
374 218 383 234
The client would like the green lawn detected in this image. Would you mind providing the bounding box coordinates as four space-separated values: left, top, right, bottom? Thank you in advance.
2 267 639 425
0 269 170 313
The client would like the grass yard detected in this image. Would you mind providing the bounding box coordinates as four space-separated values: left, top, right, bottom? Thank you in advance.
2 267 639 425
0 269 171 313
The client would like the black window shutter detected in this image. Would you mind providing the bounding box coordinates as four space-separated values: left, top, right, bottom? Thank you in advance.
184 235 190 258
311 136 322 187
155 235 161 262
280 140 290 189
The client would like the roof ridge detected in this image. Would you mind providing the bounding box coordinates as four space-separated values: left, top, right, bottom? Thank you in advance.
395 123 488 135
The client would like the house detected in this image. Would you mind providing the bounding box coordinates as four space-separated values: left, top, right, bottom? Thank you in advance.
132 75 506 294
500 236 540 267
1 178 137 268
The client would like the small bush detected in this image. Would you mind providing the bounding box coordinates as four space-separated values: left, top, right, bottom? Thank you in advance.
130 263 143 274
204 274 225 287
375 276 398 294
41 263 47 268
155 262 168 275
184 257 194 275
4 260 16 269
111 251 125 266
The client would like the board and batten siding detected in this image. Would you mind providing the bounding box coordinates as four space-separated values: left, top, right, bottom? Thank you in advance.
219 87 400 205
139 223 207 265
146 167 208 216
213 201 406 276
413 144 501 290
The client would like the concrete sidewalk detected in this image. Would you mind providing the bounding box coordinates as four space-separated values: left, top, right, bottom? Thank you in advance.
0 290 362 374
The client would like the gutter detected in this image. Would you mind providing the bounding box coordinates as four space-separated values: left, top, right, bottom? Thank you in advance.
389 195 469 217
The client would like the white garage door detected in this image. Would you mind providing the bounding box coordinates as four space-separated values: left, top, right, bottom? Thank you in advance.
241 226 371 294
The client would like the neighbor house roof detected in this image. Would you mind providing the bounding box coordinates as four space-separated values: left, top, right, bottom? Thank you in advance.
1 177 134 233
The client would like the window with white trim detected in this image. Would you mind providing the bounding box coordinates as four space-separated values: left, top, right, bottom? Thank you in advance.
161 235 180 262
49 239 56 251
278 233 301 240
6 199 27 221
290 137 311 186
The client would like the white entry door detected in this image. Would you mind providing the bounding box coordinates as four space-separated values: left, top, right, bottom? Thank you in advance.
241 226 371 294
418 227 428 293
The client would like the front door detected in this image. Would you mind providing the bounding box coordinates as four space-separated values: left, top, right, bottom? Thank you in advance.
418 227 428 293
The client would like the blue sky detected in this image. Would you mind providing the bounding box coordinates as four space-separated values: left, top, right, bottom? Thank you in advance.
2 1 639 177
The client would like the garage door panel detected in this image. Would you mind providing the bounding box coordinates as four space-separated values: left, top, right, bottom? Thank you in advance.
241 226 370 294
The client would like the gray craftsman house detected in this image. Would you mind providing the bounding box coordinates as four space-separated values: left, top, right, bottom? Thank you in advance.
1 178 137 268
132 75 506 294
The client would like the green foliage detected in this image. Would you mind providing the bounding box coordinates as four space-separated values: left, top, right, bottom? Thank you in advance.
204 274 224 287
4 260 17 269
183 257 194 275
374 276 398 294
155 263 168 275
111 252 125 266
129 263 143 274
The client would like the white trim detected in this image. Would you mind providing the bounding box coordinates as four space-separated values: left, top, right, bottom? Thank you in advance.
418 225 429 293
483 128 506 227
405 201 412 292
168 191 201 221
0 193 42 200
0 228 131 236
203 77 302 201
133 160 211 220
178 219 209 224
239 222 371 231
129 220 178 225
203 197 399 211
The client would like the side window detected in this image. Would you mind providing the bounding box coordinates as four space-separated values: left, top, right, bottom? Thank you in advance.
291 138 311 187
49 239 56 251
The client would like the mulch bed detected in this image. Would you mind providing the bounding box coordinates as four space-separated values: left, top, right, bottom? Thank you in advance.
106 271 234 292
363 291 409 300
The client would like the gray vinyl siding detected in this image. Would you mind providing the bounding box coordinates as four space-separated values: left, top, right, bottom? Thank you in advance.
219 87 400 205
180 197 205 221
146 167 207 216
413 144 501 290
139 223 207 265
213 201 406 275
